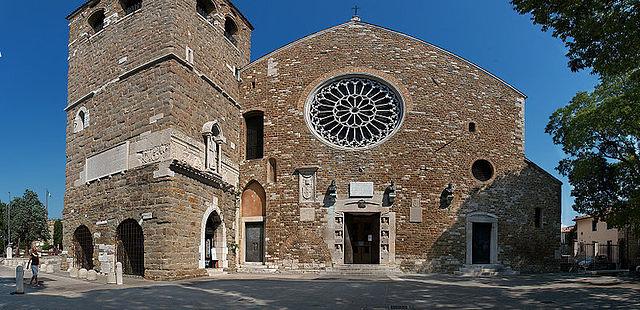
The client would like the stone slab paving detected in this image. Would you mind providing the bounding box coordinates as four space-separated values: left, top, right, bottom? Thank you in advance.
1 266 639 309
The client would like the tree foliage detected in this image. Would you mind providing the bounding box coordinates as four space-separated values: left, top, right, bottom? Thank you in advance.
9 190 50 253
53 219 63 249
512 0 640 75
546 74 640 228
513 1 640 229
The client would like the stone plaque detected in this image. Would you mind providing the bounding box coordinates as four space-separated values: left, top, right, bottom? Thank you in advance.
86 142 129 182
410 198 423 223
300 208 315 222
349 182 374 198
297 167 318 203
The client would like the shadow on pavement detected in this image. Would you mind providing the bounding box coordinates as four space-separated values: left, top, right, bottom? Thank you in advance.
0 275 638 309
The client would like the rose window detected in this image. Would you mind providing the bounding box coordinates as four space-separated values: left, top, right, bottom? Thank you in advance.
306 76 404 149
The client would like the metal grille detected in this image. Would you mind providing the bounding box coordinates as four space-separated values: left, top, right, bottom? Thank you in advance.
117 219 145 276
123 0 142 15
73 225 94 270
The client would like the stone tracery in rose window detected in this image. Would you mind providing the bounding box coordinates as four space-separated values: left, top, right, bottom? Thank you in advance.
307 77 403 149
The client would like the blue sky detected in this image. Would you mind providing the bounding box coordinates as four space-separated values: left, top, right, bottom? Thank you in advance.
0 0 598 226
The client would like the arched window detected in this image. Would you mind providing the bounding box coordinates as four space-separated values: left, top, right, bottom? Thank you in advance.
74 107 90 133
202 121 225 173
88 10 105 34
224 17 238 45
468 122 477 133
244 111 264 160
268 158 277 184
120 0 142 15
196 0 216 23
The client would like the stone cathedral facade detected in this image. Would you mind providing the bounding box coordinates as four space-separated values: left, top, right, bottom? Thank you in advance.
63 0 561 280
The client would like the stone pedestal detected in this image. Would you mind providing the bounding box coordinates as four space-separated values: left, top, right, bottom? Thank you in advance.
70 268 78 278
107 270 116 284
87 270 98 281
78 268 88 279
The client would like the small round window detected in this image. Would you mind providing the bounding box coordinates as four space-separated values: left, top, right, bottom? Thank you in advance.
305 75 404 150
472 160 494 182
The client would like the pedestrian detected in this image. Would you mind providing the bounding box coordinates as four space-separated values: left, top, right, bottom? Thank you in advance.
26 246 41 287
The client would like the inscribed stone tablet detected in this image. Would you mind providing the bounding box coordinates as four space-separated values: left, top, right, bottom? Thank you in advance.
86 142 129 182
349 182 374 198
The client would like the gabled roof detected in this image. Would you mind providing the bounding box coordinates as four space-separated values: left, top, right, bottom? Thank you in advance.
243 20 526 98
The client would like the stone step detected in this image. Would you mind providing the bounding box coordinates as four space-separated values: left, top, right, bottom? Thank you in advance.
455 264 519 277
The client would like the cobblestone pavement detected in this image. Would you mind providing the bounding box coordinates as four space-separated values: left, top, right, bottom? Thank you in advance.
1 265 639 309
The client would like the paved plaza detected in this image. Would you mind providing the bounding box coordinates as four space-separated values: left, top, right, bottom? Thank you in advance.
1 265 639 309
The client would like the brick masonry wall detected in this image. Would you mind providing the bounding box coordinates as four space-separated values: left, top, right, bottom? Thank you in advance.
64 0 251 280
238 21 561 273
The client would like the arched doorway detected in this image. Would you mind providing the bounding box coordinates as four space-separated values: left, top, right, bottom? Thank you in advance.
203 210 223 268
116 219 145 276
241 181 266 263
73 225 94 270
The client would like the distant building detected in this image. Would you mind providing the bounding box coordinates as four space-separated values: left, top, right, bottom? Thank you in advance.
561 225 575 245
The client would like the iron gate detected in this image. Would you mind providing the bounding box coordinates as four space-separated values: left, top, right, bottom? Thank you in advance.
117 219 145 276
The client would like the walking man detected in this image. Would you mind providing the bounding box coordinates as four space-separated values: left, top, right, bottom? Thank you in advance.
26 246 40 286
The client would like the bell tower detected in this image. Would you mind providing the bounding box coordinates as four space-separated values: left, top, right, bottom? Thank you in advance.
63 0 252 280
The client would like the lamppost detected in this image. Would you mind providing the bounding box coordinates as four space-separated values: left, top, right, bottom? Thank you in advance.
6 192 11 252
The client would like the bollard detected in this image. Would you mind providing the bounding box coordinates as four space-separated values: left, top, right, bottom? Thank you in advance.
116 262 123 285
15 265 25 294
5 246 12 259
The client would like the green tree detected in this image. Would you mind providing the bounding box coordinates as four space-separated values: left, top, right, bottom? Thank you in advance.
511 0 640 75
53 219 63 250
512 1 640 229
10 190 50 254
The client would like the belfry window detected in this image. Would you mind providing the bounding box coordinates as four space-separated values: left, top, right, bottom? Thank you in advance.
469 122 477 132
245 112 264 160
88 10 105 34
224 17 238 45
120 0 142 15
197 0 216 24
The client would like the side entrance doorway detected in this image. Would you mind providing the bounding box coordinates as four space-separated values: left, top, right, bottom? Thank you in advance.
245 222 264 263
344 213 380 264
472 222 492 264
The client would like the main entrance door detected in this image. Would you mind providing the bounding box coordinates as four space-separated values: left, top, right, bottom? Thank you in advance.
472 222 492 264
345 213 380 264
245 222 264 263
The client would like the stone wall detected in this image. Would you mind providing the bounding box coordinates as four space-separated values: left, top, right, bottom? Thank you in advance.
64 0 251 280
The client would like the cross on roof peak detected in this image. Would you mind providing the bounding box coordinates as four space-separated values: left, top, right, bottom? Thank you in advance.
351 5 362 22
